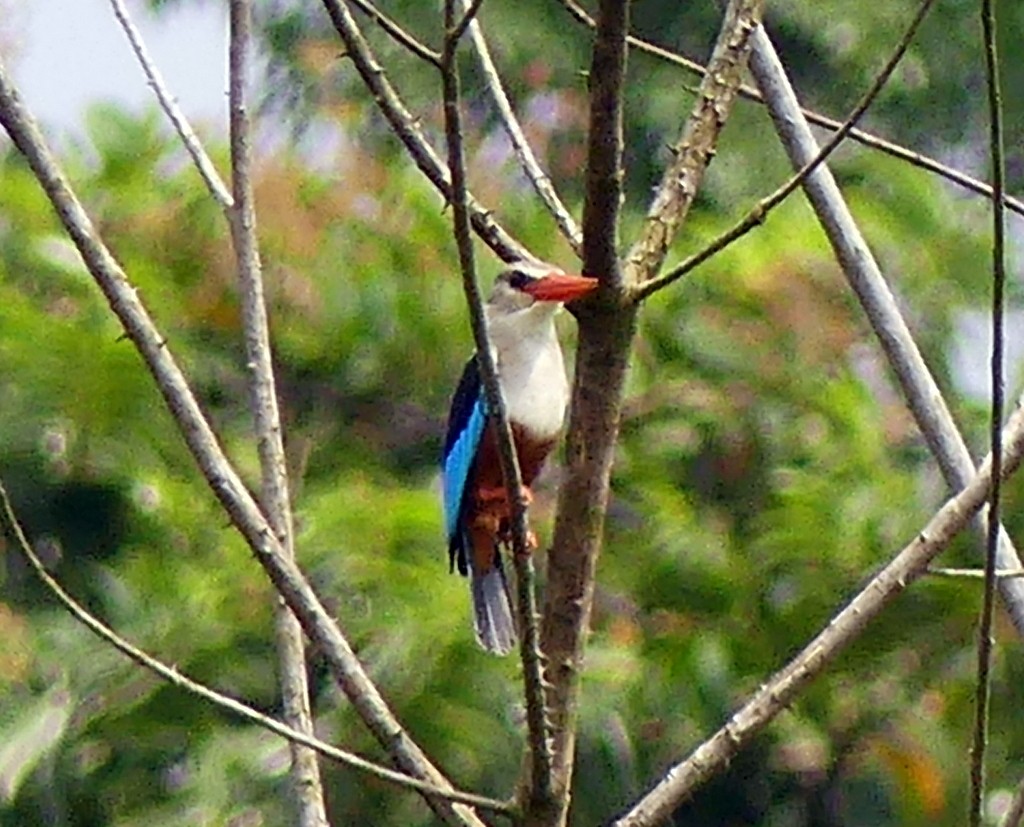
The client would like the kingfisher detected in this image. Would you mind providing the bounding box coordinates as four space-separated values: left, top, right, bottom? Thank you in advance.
442 262 599 655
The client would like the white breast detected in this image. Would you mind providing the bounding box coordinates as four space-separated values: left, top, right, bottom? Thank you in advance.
487 304 569 441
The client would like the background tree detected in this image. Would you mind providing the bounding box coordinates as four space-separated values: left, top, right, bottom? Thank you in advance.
1 1 1024 825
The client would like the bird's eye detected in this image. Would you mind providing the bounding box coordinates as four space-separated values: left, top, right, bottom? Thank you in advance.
508 271 530 290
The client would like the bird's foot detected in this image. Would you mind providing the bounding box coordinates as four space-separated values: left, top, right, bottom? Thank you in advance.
474 486 537 552
476 484 533 509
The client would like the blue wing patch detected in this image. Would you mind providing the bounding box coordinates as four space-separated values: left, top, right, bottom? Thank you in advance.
442 358 487 565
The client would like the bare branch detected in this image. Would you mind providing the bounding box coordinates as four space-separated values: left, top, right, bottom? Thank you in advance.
969 0 1007 820
624 0 764 287
580 0 630 290
108 0 233 213
463 3 582 255
439 5 553 809
0 60 484 827
318 0 531 263
227 4 327 825
538 0 637 819
747 26 1024 636
350 0 440 64
555 0 1024 221
0 480 514 817
617 397 1024 826
633 0 936 301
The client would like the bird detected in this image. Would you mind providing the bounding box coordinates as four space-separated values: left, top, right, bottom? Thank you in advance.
442 262 599 655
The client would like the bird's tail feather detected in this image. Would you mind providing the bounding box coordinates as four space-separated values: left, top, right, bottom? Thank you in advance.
471 564 517 656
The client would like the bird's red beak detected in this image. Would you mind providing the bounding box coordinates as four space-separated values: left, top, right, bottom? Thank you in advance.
522 272 600 302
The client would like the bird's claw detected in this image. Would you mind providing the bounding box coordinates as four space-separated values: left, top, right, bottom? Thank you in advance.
472 485 538 553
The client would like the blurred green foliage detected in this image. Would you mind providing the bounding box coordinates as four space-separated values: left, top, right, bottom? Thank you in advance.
3 2 1024 825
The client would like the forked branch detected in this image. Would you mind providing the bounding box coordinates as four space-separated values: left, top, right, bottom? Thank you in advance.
633 0 936 301
0 59 484 827
319 0 530 263
227 3 327 824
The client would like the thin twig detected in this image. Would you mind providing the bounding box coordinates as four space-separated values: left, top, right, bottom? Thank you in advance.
440 3 553 810
969 0 1006 821
538 0 638 818
228 4 327 825
349 0 440 64
0 480 514 818
108 0 233 213
624 0 764 288
555 0 1024 220
747 26 1024 636
929 567 1024 580
633 0 935 301
463 1 582 255
616 393 1024 826
0 60 484 827
319 0 531 264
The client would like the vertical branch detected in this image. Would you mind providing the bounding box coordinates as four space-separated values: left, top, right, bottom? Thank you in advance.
227 4 327 825
540 2 635 823
540 0 762 820
969 0 1006 821
438 2 554 812
579 0 629 291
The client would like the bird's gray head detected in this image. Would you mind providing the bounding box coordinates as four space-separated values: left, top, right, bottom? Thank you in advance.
487 262 598 315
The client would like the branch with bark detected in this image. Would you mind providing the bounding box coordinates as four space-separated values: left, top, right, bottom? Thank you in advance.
438 2 554 815
555 0 1024 220
227 3 327 824
0 58 486 827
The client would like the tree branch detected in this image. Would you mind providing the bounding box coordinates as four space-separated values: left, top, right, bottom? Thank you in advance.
108 0 233 214
463 2 582 255
747 25 1024 636
554 0 1024 221
969 0 1007 820
617 394 1024 826
227 4 327 825
625 0 764 286
439 1 553 812
633 0 935 301
349 0 440 65
318 0 531 264
0 480 514 818
579 0 629 291
538 1 636 823
0 59 485 827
